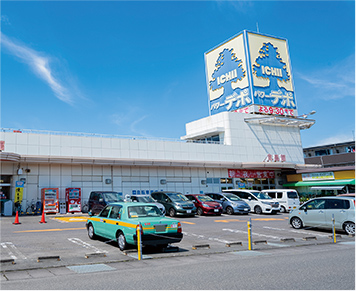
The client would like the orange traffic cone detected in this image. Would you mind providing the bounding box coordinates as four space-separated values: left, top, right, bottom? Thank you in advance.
39 207 47 224
13 211 21 225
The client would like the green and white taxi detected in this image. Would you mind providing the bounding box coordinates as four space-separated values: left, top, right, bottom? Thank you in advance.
86 202 183 251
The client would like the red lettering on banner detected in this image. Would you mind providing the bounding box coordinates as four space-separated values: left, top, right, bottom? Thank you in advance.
228 169 275 179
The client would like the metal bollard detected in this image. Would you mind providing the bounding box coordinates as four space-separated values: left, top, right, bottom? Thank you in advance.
332 214 336 243
136 223 142 260
247 218 253 250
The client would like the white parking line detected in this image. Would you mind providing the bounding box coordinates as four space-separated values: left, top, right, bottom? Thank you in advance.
182 232 230 244
0 242 27 260
223 228 282 240
68 238 108 253
263 226 330 238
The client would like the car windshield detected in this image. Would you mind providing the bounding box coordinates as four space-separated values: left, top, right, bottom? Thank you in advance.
136 196 155 203
102 192 123 202
167 193 189 202
225 194 241 201
128 205 162 218
197 195 214 202
287 191 299 199
255 192 272 199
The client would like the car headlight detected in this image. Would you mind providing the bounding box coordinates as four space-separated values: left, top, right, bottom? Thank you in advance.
202 203 209 208
176 204 183 209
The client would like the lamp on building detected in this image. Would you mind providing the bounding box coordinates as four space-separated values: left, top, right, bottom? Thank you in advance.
17 168 23 175
298 110 316 119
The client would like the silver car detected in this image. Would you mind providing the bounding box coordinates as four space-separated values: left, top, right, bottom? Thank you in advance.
289 196 355 235
128 195 166 216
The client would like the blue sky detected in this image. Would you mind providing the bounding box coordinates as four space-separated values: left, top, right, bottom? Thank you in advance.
1 1 355 148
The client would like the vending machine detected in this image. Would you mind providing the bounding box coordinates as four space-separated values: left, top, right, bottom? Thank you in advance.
41 188 59 214
65 188 81 213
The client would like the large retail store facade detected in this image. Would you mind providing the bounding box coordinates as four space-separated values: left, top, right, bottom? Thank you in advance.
0 30 319 210
0 111 316 208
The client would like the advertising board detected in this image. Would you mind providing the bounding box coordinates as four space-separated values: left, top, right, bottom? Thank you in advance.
205 30 297 116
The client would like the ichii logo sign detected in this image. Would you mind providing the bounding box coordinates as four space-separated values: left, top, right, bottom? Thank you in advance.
205 30 297 116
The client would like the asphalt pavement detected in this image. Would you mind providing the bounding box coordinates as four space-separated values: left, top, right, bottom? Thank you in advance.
1 211 355 282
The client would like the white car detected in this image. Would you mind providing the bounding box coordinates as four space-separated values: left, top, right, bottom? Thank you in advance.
223 189 280 214
261 189 300 213
289 196 355 235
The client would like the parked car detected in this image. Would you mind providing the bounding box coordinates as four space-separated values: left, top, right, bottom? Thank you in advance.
222 189 280 214
185 194 223 215
150 191 196 217
128 195 166 215
289 196 355 235
261 189 300 213
88 191 123 215
337 193 355 197
205 192 250 215
87 202 183 250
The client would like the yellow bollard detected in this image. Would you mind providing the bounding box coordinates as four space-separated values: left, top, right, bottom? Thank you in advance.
332 214 336 243
247 220 252 250
136 224 142 260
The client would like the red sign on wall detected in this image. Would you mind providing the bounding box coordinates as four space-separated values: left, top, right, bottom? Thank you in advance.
228 169 275 179
0 141 4 151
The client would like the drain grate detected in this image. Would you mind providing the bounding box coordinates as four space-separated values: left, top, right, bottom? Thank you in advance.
67 264 115 274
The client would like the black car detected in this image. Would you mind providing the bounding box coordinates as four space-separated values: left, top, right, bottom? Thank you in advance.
88 191 123 215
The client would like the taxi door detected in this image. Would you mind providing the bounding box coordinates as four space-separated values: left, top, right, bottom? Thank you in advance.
105 205 123 240
95 206 112 238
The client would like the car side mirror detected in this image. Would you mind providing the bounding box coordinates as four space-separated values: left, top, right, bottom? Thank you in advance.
248 197 252 200
88 211 93 216
301 206 307 212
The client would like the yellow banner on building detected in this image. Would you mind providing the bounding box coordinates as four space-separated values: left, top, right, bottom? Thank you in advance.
15 187 23 203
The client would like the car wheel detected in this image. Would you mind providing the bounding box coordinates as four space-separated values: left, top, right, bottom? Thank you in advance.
197 207 203 216
291 217 303 229
169 208 176 217
280 206 286 213
87 223 97 240
254 206 262 215
344 222 355 235
226 206 234 215
117 232 127 251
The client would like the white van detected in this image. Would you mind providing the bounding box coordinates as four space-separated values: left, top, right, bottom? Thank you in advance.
261 189 300 213
222 189 280 214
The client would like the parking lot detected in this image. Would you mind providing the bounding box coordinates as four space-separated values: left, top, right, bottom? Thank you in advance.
1 211 355 274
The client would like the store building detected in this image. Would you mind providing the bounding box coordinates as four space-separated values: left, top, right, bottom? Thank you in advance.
284 141 355 198
0 30 318 214
303 141 355 168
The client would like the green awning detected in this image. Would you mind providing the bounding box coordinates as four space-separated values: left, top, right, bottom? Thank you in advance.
283 179 355 187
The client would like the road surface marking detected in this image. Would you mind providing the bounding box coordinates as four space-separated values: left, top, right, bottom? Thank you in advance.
68 238 108 253
13 227 86 233
50 217 88 223
223 228 282 240
0 242 27 260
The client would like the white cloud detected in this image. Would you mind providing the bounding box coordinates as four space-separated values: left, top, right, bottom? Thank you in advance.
307 133 355 148
1 33 76 105
297 55 355 100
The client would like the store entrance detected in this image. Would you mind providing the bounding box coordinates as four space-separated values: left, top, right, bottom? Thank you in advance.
0 175 12 200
